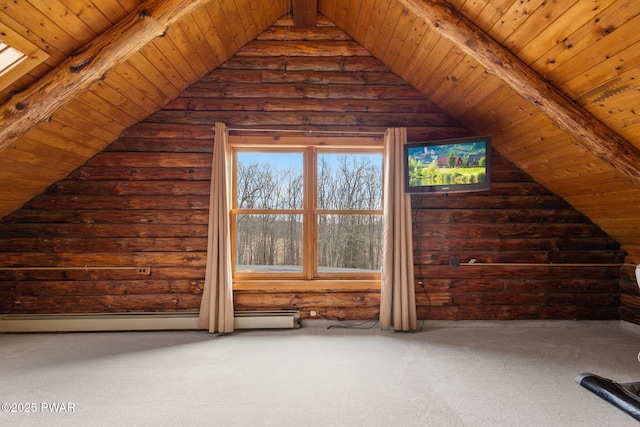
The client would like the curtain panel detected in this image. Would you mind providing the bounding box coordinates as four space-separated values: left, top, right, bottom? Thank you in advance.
380 128 418 331
198 122 235 333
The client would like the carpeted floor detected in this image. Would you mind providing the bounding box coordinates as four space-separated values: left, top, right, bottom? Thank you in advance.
1 320 640 426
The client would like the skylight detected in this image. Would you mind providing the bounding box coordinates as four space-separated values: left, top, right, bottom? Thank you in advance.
0 26 49 92
0 40 27 77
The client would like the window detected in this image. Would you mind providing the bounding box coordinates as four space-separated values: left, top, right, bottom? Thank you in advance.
230 135 384 286
0 26 49 92
0 41 27 76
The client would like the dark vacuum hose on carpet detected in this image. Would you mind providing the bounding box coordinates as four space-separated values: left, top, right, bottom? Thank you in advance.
576 373 640 421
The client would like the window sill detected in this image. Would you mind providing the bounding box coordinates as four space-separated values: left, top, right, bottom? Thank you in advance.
233 279 381 292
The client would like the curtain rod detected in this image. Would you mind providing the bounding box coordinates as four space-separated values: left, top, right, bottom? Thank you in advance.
225 127 386 136
461 262 628 267
0 266 150 272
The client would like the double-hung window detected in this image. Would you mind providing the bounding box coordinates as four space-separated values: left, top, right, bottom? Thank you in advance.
230 135 384 287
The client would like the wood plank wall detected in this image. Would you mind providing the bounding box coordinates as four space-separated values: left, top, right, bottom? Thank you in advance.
412 162 624 320
0 17 626 320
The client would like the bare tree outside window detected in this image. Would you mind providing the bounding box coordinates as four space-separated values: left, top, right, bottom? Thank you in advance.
232 147 383 278
235 153 303 272
317 154 383 273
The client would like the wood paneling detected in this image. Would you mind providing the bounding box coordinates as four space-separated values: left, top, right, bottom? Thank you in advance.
0 20 625 321
0 1 638 267
320 0 640 264
0 0 289 220
0 0 637 321
411 155 624 320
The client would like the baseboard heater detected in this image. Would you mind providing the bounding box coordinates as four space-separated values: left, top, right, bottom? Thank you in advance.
0 311 301 332
234 310 301 329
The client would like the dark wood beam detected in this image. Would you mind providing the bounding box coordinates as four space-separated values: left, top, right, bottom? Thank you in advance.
0 0 211 153
398 0 640 188
293 0 317 27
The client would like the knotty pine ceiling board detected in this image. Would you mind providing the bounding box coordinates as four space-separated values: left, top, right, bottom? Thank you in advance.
0 0 139 104
0 0 288 219
318 0 640 261
0 0 638 260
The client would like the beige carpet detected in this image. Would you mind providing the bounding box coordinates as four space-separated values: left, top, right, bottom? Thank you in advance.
1 320 640 426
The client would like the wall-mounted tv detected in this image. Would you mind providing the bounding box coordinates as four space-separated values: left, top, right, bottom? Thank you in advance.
404 136 491 194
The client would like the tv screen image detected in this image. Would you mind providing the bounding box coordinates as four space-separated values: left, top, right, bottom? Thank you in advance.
404 136 491 194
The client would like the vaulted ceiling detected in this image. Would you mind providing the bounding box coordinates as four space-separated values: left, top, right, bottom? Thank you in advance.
0 0 639 262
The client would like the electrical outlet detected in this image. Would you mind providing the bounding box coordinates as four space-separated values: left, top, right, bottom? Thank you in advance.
136 267 151 275
310 310 317 317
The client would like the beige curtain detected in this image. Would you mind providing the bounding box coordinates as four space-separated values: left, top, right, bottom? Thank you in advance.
380 128 417 331
198 122 235 333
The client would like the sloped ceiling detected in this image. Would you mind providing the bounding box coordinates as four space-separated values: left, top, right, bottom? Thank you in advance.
0 0 639 262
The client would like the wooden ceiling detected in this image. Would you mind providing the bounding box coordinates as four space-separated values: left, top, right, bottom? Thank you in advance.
0 0 639 262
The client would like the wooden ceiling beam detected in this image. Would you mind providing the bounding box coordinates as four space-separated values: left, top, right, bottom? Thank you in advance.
0 0 211 153
398 0 640 188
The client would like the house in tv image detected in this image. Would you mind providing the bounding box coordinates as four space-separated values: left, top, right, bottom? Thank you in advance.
467 154 484 167
0 1 640 426
437 155 464 168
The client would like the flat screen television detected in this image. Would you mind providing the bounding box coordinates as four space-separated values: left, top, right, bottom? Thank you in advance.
404 136 491 194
